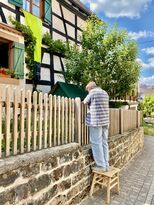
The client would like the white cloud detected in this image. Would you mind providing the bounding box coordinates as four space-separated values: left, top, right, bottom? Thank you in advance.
140 75 154 84
142 47 154 55
81 0 152 19
137 58 154 69
128 31 154 40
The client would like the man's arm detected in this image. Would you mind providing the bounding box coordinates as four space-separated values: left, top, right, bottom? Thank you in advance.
83 93 91 104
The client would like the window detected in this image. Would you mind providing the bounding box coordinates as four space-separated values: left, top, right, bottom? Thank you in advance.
8 0 51 24
0 24 25 79
23 0 43 18
0 38 13 74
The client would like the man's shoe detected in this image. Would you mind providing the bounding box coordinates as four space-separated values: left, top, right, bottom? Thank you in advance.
92 166 106 172
106 166 113 172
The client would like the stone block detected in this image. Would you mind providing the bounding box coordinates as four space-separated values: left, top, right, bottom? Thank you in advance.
73 150 81 159
64 164 72 177
20 164 40 178
69 187 89 205
72 170 84 185
52 167 64 182
71 159 84 173
0 189 15 205
49 194 67 205
58 179 71 191
67 185 79 200
59 153 72 164
0 170 19 187
0 183 29 205
41 156 58 171
28 174 51 195
32 184 58 205
85 155 93 166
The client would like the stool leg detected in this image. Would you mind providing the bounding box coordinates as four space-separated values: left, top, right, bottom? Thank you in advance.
117 172 120 194
107 178 111 204
90 173 97 196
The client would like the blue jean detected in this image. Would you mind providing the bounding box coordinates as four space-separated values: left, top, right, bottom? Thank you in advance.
89 126 109 168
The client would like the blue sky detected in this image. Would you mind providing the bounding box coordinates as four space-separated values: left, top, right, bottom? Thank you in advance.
80 0 154 86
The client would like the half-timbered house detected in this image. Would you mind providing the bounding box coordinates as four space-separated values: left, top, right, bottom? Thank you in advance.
0 0 91 92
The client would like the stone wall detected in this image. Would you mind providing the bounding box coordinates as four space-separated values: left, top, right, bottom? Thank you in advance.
109 127 144 168
0 127 144 205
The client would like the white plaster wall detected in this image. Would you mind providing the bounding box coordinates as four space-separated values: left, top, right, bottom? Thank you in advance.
66 23 75 38
52 16 65 33
37 85 51 93
53 32 66 41
77 16 85 28
52 0 61 16
62 6 75 24
77 30 82 41
2 8 15 26
53 56 62 72
54 73 65 83
41 67 51 81
2 0 15 9
42 53 50 65
42 26 50 36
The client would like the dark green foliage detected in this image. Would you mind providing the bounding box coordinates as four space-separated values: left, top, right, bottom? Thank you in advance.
65 15 141 98
42 32 69 56
109 101 128 108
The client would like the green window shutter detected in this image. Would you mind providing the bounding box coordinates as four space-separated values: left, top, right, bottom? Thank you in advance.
44 0 51 24
8 0 23 7
13 42 25 79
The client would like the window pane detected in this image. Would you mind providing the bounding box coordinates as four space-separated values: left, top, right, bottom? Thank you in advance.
33 0 40 6
33 5 40 17
23 0 30 12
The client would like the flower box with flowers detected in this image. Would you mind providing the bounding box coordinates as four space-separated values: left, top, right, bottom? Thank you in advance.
0 68 15 78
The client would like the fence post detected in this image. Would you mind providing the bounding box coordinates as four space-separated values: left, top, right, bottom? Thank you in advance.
74 97 81 146
119 109 123 134
136 111 140 128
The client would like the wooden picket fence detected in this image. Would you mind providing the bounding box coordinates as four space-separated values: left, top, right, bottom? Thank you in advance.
0 87 141 159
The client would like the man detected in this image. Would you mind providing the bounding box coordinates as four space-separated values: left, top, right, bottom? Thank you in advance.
84 81 110 172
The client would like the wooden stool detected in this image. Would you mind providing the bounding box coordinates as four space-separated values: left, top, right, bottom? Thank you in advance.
90 167 120 204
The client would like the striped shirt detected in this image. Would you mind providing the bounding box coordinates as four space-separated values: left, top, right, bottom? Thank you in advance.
83 87 109 127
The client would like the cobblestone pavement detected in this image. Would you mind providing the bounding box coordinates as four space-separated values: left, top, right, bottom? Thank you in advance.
80 136 154 205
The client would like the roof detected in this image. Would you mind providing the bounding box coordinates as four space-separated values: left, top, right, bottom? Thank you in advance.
49 81 87 100
73 0 92 15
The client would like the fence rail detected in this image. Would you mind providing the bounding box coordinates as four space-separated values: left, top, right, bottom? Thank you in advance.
0 87 141 158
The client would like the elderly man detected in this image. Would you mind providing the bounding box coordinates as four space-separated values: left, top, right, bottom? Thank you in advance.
84 81 110 172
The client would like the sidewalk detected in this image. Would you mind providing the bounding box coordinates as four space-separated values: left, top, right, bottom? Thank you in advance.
80 136 154 205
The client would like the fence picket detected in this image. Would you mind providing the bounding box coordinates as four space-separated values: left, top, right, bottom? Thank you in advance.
81 103 84 145
53 96 57 146
38 92 43 149
48 95 52 147
33 91 37 151
20 90 25 153
65 98 68 144
72 99 75 142
44 93 48 148
26 90 32 152
69 98 72 143
5 87 11 157
13 89 18 155
61 97 65 144
74 98 81 145
57 96 61 145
